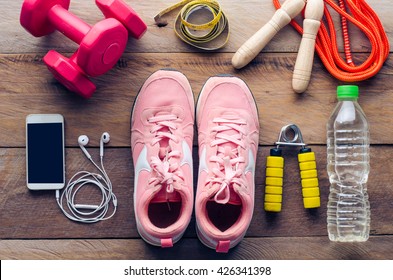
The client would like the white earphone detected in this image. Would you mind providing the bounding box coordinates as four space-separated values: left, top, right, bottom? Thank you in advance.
100 132 110 157
78 135 91 159
78 132 110 159
56 132 117 223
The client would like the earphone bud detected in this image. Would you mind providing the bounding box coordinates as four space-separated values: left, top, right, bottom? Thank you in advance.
78 135 89 145
78 135 91 159
100 132 110 157
78 133 110 159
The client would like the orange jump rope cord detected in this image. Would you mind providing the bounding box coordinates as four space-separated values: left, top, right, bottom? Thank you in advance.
273 0 390 82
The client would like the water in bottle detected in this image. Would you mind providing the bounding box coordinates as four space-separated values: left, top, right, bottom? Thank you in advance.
326 85 370 242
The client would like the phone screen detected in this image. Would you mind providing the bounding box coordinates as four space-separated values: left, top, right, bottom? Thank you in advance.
27 122 64 184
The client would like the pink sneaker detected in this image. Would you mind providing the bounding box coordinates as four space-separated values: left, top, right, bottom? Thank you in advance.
131 69 194 247
195 75 259 253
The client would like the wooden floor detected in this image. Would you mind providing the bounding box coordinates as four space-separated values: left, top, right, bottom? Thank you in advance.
1 0 393 260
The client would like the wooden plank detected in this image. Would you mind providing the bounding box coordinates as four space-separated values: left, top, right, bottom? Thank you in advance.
1 236 392 259
0 145 392 239
0 53 393 147
2 0 392 263
2 1 391 53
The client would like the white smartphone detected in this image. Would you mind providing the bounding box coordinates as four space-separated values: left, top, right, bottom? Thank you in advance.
26 114 65 190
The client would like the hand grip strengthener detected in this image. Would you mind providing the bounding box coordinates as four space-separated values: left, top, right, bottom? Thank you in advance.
264 124 320 212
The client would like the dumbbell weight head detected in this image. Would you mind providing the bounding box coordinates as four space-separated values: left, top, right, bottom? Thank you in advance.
44 50 96 98
20 0 70 37
76 18 128 77
96 0 147 39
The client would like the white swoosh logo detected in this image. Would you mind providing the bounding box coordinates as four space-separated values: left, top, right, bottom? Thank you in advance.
134 145 151 191
245 149 255 175
181 140 193 179
198 147 208 175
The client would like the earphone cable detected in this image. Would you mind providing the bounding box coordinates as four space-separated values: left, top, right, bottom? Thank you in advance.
56 156 117 223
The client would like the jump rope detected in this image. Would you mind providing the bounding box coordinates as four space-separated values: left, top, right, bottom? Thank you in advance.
273 0 389 82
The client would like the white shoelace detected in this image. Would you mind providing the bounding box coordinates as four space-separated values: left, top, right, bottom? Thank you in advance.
147 114 184 193
207 117 247 204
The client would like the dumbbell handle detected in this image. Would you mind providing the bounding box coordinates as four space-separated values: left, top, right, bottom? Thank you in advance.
48 4 91 44
232 0 306 69
292 0 324 93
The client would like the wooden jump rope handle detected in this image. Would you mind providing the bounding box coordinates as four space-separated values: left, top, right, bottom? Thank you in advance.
232 0 306 69
292 0 324 93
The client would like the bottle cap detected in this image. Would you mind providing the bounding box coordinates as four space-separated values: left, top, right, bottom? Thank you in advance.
337 85 359 99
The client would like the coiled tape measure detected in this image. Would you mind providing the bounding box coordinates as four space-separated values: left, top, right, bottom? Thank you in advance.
154 0 229 50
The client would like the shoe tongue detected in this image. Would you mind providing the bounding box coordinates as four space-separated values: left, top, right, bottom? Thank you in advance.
210 185 242 205
153 112 175 156
222 146 235 157
219 133 238 152
159 147 168 159
216 114 239 153
151 185 181 203
213 128 242 206
226 188 242 205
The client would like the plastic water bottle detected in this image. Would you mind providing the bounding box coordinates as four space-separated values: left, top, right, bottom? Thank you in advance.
326 85 370 242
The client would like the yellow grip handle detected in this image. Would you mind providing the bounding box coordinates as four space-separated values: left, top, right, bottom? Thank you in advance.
298 151 320 208
264 156 284 212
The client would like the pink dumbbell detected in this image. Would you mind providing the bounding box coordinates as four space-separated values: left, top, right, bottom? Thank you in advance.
20 0 128 77
44 50 96 99
20 0 130 98
96 0 147 39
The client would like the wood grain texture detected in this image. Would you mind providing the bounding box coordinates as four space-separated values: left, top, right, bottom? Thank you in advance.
1 236 392 260
2 0 391 53
1 146 392 239
1 0 393 260
1 53 393 147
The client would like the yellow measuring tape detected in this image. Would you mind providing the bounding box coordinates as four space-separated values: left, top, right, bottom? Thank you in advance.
154 0 229 50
